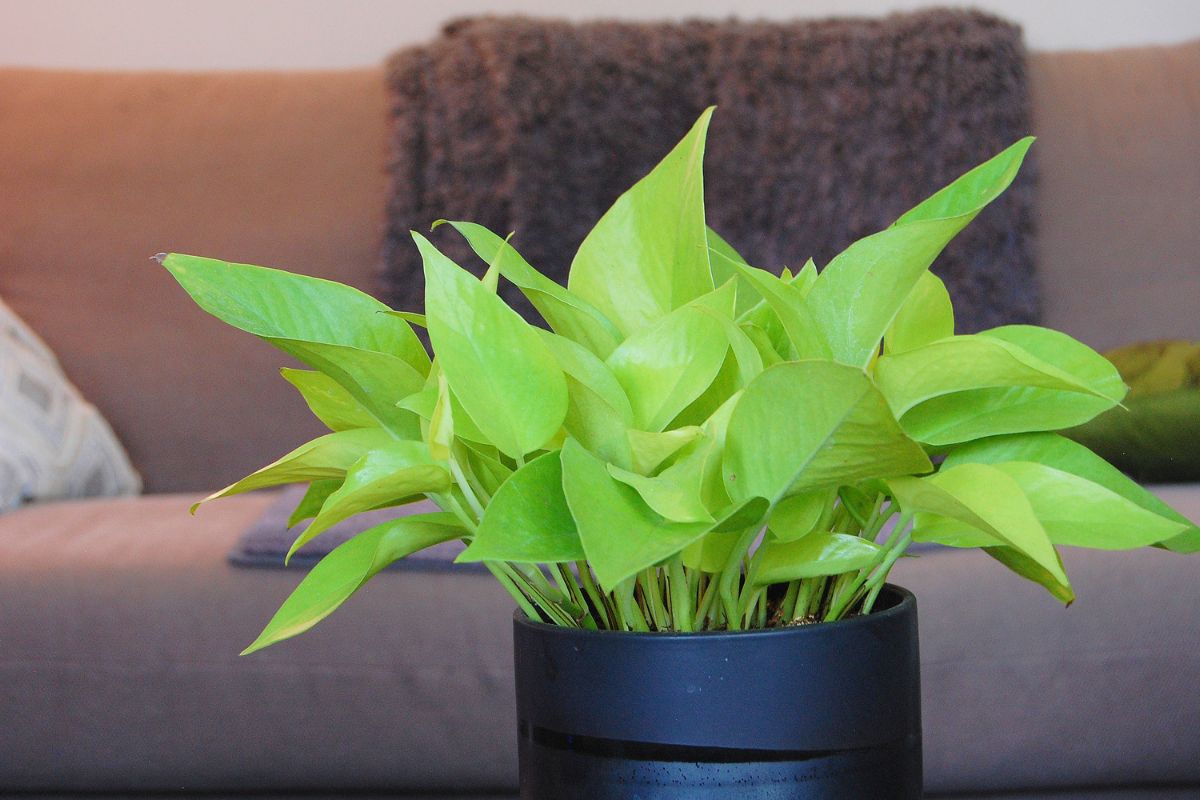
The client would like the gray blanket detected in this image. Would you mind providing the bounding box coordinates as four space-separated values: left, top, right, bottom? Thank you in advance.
382 9 1036 332
229 486 479 570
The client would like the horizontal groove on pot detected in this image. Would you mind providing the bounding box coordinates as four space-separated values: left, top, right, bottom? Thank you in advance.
520 720 902 763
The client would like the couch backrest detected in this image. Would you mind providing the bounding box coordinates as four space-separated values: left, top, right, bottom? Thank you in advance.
0 68 388 492
1 40 1196 492
1029 41 1200 350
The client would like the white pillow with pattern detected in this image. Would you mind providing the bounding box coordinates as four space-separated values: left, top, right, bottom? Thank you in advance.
0 296 141 512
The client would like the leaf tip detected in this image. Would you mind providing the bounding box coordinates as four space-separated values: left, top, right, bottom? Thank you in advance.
239 638 268 656
151 252 168 265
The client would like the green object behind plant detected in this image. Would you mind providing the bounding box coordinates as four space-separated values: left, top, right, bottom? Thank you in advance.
158 107 1197 654
1065 340 1200 483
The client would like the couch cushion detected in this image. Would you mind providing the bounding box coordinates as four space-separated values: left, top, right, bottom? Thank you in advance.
0 492 518 792
0 68 391 492
1030 40 1200 351
2 488 1197 794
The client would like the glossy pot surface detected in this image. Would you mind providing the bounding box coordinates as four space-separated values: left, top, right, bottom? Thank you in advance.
513 584 921 799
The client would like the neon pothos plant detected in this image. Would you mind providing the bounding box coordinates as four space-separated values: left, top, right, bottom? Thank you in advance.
163 108 1198 653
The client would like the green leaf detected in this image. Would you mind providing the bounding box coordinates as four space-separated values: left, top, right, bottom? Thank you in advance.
606 303 730 431
241 513 464 654
884 271 954 354
608 443 713 523
986 462 1189 549
288 479 341 528
944 432 1200 552
569 108 715 336
748 533 882 586
427 372 454 462
459 450 585 563
385 310 427 328
288 441 452 559
280 368 377 431
682 531 742 572
724 361 932 505
983 546 1076 605
627 426 704 475
561 438 711 590
537 330 633 423
805 138 1034 367
740 323 784 367
880 327 1125 445
714 250 829 360
537 329 634 468
193 428 395 511
888 464 1072 602
768 489 835 542
706 226 761 318
397 364 492 447
160 253 429 377
416 233 569 458
438 221 621 358
875 327 1124 445
273 339 424 438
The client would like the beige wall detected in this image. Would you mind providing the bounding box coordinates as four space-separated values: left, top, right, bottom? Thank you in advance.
1 0 1199 71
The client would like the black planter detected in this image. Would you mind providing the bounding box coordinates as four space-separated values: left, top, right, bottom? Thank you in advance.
513 584 920 799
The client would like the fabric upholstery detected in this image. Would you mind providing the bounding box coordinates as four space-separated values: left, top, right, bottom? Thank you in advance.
0 68 391 492
381 10 1037 333
1029 40 1200 351
2 487 1197 794
0 295 140 511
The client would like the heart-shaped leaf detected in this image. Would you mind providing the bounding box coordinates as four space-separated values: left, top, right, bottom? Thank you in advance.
724 361 932 505
569 109 715 336
194 428 396 511
459 450 585 564
241 513 464 654
280 368 380 432
416 233 568 459
748 533 882 586
878 326 1125 445
160 253 429 376
272 339 425 438
884 271 954 354
943 432 1200 552
606 303 730 431
888 464 1072 602
561 438 711 590
438 221 621 358
288 441 452 559
805 138 1034 368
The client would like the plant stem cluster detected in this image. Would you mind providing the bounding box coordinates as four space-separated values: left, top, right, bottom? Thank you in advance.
441 451 911 631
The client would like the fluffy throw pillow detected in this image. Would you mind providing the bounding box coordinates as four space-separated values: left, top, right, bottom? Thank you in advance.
0 296 141 512
1065 340 1200 483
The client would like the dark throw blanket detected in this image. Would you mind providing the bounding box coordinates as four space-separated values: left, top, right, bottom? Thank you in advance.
229 486 482 571
382 9 1036 332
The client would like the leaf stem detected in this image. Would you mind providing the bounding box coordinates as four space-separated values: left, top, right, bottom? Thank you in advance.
719 527 758 630
668 556 693 632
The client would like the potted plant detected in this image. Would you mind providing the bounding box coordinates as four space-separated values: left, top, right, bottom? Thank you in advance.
161 108 1198 798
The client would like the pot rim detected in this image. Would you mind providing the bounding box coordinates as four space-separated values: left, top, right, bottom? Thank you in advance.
513 582 914 641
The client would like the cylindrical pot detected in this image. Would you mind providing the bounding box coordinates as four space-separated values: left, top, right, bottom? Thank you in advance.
513 584 920 799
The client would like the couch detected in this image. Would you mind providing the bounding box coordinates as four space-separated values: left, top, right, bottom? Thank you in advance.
1 37 1198 799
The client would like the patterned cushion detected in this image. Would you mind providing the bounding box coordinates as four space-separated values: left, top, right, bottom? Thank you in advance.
0 295 140 512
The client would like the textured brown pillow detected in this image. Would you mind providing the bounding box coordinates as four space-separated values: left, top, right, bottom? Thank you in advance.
382 10 1037 333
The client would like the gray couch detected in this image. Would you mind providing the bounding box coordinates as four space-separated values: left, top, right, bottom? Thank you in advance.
1 37 1198 799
